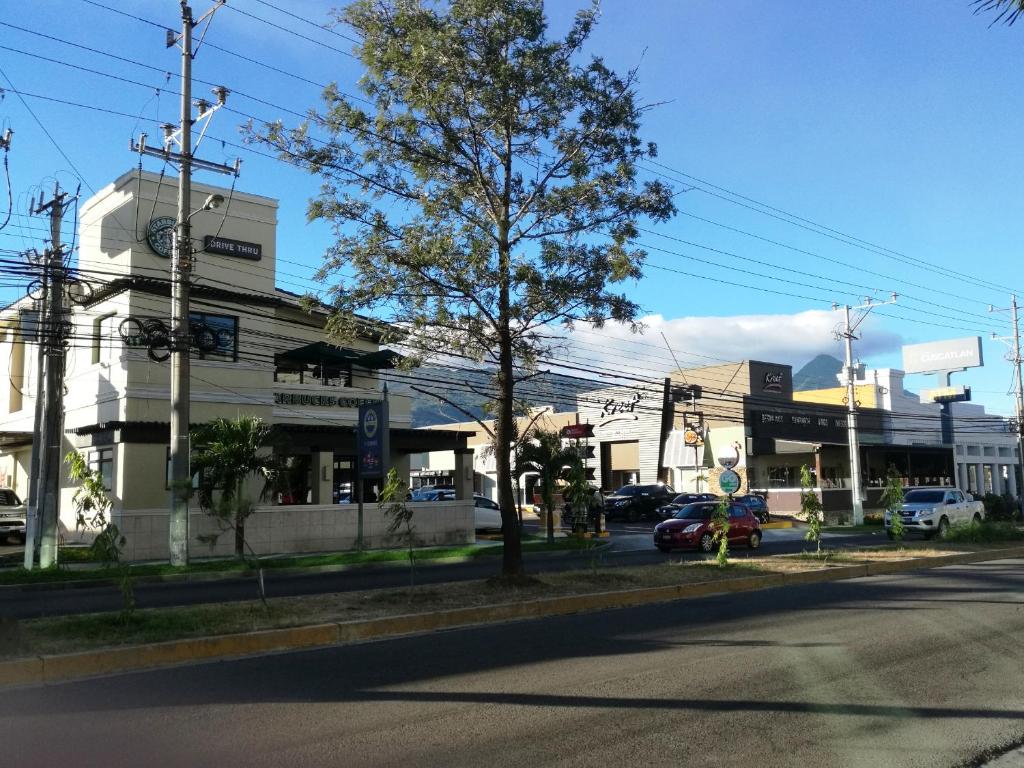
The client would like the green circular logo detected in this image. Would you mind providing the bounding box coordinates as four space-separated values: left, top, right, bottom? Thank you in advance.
363 408 378 439
719 469 741 495
146 216 176 258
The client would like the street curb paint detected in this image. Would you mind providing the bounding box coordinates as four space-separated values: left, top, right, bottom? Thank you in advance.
2 545 1023 688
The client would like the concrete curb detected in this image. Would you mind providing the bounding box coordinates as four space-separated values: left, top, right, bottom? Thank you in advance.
3 545 1023 689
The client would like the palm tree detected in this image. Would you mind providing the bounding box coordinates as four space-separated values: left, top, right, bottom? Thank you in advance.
973 0 1024 25
190 416 275 558
519 429 583 544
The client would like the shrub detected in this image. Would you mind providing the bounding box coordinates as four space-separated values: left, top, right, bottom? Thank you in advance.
944 520 1024 544
981 493 1017 522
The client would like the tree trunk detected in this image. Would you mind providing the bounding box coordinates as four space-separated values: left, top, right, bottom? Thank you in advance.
544 475 555 545
496 329 522 577
234 480 245 558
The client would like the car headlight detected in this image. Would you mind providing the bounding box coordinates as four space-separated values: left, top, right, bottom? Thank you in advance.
682 523 702 533
916 509 932 518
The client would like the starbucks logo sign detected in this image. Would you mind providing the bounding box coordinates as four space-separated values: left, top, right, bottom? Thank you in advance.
146 216 176 258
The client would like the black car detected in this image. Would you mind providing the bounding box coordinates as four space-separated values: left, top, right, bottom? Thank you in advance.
656 492 719 518
734 494 770 524
604 484 676 523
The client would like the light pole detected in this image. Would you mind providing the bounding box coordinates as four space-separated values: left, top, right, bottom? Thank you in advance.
833 294 897 525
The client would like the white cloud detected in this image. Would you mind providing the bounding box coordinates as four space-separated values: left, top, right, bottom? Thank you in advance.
555 310 903 379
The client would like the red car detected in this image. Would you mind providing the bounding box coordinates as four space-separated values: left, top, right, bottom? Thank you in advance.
653 501 762 553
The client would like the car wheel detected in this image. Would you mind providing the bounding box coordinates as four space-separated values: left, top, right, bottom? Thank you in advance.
698 533 715 553
748 530 762 549
16 532 26 544
886 529 895 540
627 508 639 524
972 513 982 524
936 516 950 540
656 545 671 553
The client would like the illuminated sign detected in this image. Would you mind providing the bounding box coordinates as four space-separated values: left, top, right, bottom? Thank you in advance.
922 386 971 404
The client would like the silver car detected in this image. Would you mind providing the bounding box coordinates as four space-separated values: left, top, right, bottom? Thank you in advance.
0 489 26 544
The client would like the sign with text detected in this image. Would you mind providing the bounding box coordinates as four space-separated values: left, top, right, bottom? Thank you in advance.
560 423 594 440
357 400 389 478
923 385 971 404
902 337 983 374
203 235 263 260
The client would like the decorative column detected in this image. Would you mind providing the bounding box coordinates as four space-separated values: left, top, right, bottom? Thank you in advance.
993 464 1003 496
958 462 969 491
311 450 333 504
453 448 474 501
1008 467 1019 500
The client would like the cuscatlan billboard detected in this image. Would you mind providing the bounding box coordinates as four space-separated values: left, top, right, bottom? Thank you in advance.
901 337 983 375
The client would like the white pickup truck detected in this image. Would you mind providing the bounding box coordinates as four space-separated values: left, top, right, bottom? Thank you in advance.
884 487 984 540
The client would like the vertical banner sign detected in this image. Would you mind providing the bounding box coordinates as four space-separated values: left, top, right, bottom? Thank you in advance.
358 400 389 478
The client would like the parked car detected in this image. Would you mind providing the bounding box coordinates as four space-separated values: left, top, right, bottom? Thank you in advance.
604 484 676 523
653 501 762 553
0 488 26 544
656 492 718 519
472 495 503 532
411 485 455 502
885 487 984 539
734 494 770 524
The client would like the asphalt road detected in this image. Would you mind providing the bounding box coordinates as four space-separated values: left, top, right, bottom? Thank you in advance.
0 525 883 619
3 558 1023 767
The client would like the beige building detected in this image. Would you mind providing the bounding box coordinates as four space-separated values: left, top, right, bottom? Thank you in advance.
0 170 469 560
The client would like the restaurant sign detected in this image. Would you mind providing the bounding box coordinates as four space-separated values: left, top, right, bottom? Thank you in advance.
203 235 263 260
273 393 378 408
358 400 389 478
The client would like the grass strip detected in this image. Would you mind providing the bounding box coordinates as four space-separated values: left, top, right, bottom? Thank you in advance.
0 537 600 586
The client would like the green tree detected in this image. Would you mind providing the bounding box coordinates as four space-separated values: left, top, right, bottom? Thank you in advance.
379 467 417 591
800 465 823 553
881 465 905 543
66 451 134 619
711 497 730 565
190 416 275 559
973 0 1024 25
252 0 675 577
519 429 583 545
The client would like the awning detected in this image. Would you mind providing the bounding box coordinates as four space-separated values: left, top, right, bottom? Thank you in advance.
274 342 363 368
274 342 404 370
354 349 404 369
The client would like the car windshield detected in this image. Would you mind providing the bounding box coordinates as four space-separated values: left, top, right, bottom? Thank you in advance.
613 486 642 496
670 495 692 504
673 503 714 520
904 490 945 503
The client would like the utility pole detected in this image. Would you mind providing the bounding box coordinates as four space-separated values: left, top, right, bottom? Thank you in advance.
990 295 1024 513
834 294 897 525
131 0 235 567
23 246 48 571
32 183 70 569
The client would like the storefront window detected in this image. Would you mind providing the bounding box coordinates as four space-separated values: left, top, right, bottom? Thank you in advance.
189 312 238 361
89 448 113 491
767 466 796 488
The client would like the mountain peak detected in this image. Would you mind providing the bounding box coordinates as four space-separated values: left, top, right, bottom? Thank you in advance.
793 354 844 391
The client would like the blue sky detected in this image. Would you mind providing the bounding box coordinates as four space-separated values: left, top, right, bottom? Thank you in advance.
0 1 1021 416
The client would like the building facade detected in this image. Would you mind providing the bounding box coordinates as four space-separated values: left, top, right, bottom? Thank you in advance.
0 170 470 560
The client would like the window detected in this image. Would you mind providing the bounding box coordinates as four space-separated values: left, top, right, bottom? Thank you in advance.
166 447 202 490
92 313 118 364
89 448 113 491
189 312 238 361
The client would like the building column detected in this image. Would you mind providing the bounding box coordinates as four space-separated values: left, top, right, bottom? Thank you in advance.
454 448 474 501
992 464 1003 496
1008 468 1019 500
958 462 969 491
974 463 986 495
311 450 333 504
